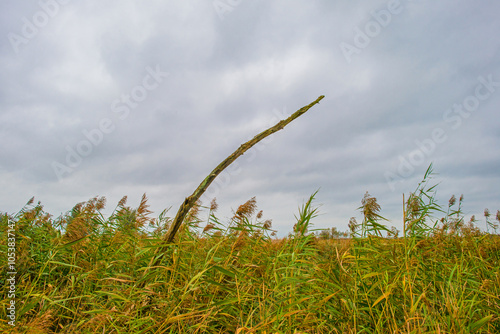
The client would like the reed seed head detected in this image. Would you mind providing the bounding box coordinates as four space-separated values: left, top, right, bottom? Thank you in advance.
210 198 218 212
187 200 201 218
263 219 272 229
137 194 152 217
484 208 490 218
235 197 257 219
361 192 381 221
203 223 215 233
448 195 456 207
348 217 357 233
118 195 128 208
408 194 420 216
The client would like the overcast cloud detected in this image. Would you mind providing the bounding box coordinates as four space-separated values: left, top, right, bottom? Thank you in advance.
1 0 499 235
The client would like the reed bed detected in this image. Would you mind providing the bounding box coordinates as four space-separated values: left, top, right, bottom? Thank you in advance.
1 168 499 333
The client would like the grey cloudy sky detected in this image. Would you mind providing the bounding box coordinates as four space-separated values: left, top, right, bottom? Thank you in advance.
1 0 499 235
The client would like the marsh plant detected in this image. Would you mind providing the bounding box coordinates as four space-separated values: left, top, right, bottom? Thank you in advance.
1 166 499 333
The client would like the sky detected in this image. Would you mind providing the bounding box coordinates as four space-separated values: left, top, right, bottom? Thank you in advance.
1 0 499 236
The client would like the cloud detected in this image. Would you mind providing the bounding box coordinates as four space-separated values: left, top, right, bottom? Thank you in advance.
1 0 499 234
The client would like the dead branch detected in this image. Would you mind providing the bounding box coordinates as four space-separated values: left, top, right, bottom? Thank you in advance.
151 95 324 266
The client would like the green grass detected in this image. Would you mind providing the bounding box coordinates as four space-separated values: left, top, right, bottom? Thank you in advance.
1 168 499 333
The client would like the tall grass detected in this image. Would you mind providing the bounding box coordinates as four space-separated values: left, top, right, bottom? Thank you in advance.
1 168 499 333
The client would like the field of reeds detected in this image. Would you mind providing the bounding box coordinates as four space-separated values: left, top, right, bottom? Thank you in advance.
1 168 500 333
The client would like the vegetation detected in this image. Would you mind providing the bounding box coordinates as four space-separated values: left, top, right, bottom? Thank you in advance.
1 167 499 333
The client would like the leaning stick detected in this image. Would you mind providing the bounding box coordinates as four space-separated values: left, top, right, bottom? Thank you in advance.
151 95 324 266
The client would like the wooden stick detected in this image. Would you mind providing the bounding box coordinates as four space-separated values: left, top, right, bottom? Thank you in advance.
151 95 324 266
